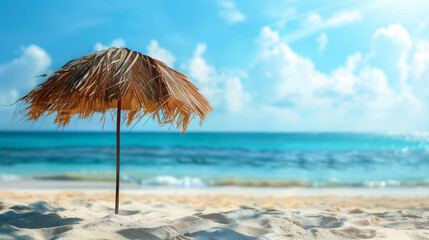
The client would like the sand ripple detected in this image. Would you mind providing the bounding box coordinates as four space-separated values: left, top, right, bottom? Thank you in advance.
0 191 428 239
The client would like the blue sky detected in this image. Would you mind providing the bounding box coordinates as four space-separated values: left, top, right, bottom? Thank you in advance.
1 0 429 132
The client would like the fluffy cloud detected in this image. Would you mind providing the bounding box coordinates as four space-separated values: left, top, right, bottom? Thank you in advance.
3 23 428 131
218 0 246 24
374 24 412 47
371 24 412 90
0 45 51 104
224 76 250 112
186 43 250 112
411 40 429 80
187 43 219 104
94 38 125 51
147 40 176 67
250 26 422 130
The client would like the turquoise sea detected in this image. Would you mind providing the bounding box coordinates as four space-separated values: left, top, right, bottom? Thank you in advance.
1 132 429 187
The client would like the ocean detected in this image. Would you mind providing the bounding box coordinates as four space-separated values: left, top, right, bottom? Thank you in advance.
1 132 429 188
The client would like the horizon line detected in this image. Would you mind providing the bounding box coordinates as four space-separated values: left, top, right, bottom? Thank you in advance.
0 130 428 135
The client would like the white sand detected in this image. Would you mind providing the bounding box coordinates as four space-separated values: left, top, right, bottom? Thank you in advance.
0 183 429 239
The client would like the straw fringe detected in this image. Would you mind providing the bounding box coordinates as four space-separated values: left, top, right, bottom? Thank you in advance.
18 47 212 132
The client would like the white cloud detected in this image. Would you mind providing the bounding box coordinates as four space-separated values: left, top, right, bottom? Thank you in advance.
255 27 331 103
186 43 250 112
218 0 246 24
251 26 421 130
0 45 51 104
303 11 362 28
371 24 412 90
147 40 176 67
94 38 126 51
330 53 362 95
374 24 412 47
317 33 328 53
225 76 251 112
303 14 322 26
188 44 217 87
411 40 429 79
325 11 363 27
187 43 221 106
285 11 362 43
408 40 429 106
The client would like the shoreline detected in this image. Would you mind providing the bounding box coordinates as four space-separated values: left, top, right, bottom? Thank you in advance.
2 179 429 197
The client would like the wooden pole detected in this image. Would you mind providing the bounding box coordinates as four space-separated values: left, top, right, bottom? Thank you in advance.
115 100 121 215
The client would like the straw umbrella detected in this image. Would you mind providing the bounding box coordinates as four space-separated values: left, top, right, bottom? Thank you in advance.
18 47 212 214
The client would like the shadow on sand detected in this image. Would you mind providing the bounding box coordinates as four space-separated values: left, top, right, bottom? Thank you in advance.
0 209 81 239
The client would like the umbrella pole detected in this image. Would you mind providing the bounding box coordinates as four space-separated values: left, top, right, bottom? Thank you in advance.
115 100 121 215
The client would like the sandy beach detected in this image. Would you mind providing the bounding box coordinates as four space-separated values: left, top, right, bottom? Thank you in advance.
1 181 429 239
2 0 429 238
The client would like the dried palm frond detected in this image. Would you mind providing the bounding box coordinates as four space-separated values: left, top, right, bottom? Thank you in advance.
18 47 212 131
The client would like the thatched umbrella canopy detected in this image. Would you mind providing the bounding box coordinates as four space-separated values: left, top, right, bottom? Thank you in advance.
18 47 212 214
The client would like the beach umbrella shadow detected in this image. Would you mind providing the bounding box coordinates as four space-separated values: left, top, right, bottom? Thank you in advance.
16 47 212 214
